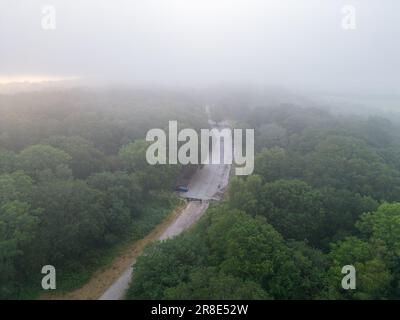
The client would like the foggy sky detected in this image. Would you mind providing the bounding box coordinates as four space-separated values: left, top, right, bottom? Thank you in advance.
0 0 399 94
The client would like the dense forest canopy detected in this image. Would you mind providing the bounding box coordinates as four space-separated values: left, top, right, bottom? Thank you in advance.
128 96 400 300
1 87 400 300
0 88 207 298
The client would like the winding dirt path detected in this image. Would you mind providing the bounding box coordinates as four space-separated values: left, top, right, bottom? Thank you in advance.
41 120 232 300
40 204 186 300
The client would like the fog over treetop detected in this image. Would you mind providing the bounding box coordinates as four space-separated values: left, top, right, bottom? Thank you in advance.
0 0 398 94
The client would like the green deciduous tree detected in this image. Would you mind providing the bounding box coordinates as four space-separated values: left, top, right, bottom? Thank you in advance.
17 144 72 180
326 236 391 299
259 179 325 245
119 140 181 192
0 201 40 298
165 267 270 300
